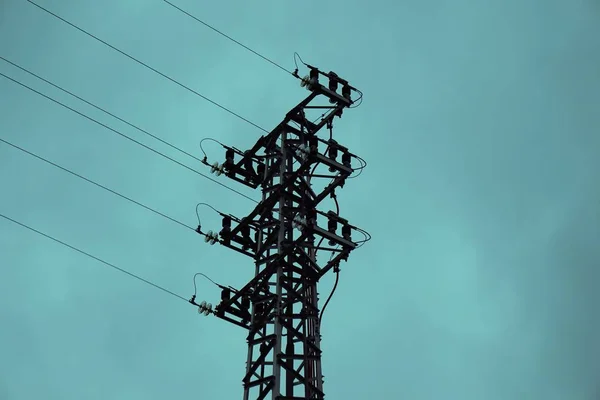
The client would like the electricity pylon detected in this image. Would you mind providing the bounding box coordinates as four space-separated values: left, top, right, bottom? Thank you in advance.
191 64 365 400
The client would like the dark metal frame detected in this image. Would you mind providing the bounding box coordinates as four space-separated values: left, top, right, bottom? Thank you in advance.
193 66 364 400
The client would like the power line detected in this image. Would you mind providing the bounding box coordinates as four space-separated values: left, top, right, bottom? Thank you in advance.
192 272 220 297
319 268 340 327
0 212 188 303
0 137 195 232
0 71 259 204
161 0 294 77
25 0 268 134
0 56 204 164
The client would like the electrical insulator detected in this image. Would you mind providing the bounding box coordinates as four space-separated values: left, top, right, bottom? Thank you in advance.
241 225 251 250
328 217 338 246
221 288 231 302
204 230 219 245
210 162 225 176
257 163 265 180
221 216 231 233
328 72 339 93
328 72 339 104
220 216 231 245
342 152 352 169
241 297 250 310
240 225 252 250
243 153 256 180
240 225 250 240
197 300 213 316
225 148 235 165
342 224 352 241
328 218 338 233
342 85 351 101
328 146 338 162
300 75 310 88
309 68 319 89
328 145 338 172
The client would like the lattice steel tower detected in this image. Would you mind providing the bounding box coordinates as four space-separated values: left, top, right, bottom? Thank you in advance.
191 64 365 400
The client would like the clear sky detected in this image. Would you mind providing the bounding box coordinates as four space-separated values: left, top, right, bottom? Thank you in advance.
1 0 599 399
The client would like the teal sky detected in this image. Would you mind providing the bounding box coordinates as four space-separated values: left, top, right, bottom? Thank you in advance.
1 0 599 399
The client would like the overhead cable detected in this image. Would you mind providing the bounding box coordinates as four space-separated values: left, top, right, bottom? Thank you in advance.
161 0 295 77
0 56 204 165
318 268 340 327
0 71 258 203
195 202 222 228
0 212 188 303
192 272 220 297
25 0 268 133
0 137 195 232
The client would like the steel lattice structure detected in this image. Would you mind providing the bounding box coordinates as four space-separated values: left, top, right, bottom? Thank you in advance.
191 65 365 400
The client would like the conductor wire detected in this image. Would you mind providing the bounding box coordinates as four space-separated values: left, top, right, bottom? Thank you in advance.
199 138 225 161
193 272 221 297
0 56 204 164
162 0 296 77
195 202 222 228
0 71 258 203
0 212 188 303
319 267 339 327
0 137 195 232
26 0 268 133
